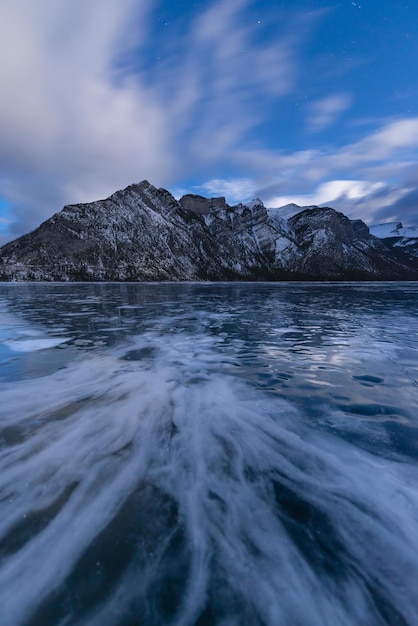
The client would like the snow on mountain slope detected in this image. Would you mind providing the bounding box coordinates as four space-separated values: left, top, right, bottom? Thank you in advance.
267 203 319 221
369 221 418 260
370 222 418 239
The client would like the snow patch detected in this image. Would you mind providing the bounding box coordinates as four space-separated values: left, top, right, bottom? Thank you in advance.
370 223 418 239
267 204 318 222
245 198 264 210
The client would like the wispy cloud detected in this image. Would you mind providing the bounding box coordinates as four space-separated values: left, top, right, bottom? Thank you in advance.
192 178 256 203
197 116 418 224
0 0 301 241
0 0 176 236
307 94 352 132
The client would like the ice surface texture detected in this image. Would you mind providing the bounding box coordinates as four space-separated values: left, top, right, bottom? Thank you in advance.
1 282 418 626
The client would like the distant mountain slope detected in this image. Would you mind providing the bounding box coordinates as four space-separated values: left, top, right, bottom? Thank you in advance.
370 221 418 263
1 181 417 281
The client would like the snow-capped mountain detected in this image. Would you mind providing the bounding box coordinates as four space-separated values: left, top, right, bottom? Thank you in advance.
1 180 417 281
370 221 418 262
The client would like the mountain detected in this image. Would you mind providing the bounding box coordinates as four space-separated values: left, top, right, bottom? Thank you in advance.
370 221 418 263
1 180 417 281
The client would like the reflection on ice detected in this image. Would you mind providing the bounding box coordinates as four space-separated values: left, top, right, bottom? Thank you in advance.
0 283 418 625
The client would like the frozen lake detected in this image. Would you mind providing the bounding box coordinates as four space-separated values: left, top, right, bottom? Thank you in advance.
1 282 418 625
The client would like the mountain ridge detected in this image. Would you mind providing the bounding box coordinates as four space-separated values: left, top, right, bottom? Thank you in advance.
1 180 417 281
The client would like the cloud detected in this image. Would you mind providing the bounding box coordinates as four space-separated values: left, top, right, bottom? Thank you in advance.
156 0 299 163
195 116 418 224
265 180 414 223
375 187 418 225
266 180 386 208
191 0 296 98
192 178 256 203
307 94 352 132
0 0 177 237
0 0 301 242
324 119 418 173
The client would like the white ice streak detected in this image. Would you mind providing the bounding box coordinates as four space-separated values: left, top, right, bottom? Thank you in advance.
3 337 71 352
0 332 418 625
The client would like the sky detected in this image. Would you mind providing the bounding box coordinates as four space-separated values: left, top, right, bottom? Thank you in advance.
0 0 417 245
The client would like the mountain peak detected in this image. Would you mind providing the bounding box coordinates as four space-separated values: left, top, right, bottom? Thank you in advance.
245 198 264 209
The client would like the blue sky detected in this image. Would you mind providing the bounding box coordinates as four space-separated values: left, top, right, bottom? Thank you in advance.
0 0 417 244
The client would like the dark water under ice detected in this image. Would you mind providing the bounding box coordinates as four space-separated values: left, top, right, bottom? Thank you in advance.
0 282 418 626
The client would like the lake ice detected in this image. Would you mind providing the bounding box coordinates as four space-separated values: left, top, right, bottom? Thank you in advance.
0 282 418 626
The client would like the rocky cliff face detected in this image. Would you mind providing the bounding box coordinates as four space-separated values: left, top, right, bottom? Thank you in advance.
1 180 417 281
